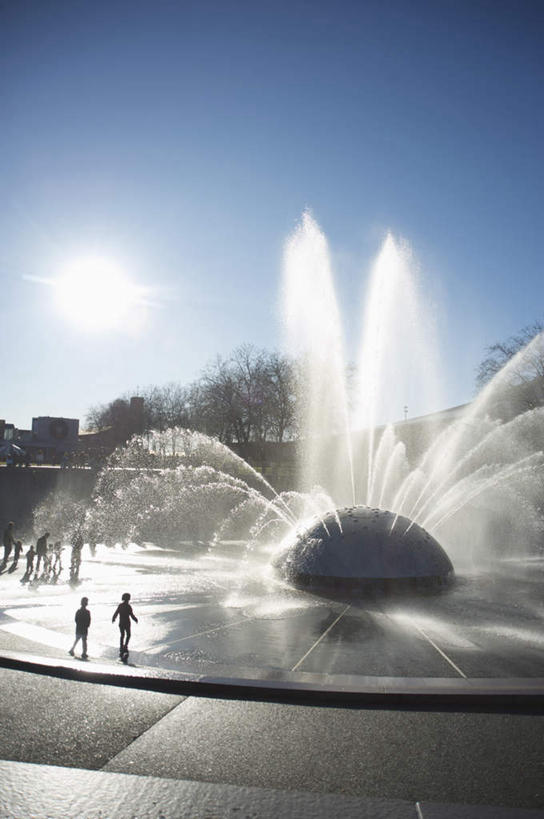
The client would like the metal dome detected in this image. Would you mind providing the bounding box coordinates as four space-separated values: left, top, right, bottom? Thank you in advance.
274 505 454 592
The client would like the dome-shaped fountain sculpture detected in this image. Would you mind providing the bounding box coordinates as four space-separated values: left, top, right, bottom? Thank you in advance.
274 506 454 592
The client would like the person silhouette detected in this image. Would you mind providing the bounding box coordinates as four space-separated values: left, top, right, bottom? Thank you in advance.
2 522 15 567
35 531 50 574
42 544 53 580
112 592 138 657
21 544 35 582
69 597 91 659
52 540 62 574
8 540 23 573
69 531 84 585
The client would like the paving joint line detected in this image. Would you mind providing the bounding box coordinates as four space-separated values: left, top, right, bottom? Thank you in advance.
99 695 188 772
291 604 351 672
411 622 467 679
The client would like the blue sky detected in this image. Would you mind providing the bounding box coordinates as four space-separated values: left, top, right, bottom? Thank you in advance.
2 0 542 429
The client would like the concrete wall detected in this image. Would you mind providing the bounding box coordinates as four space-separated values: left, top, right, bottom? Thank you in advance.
0 468 97 537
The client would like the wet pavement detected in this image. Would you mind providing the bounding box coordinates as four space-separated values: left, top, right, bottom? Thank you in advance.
0 541 543 682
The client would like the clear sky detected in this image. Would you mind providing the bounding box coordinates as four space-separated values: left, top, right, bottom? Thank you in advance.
2 0 542 429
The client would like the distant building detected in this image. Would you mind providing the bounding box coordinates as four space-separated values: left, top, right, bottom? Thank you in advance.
0 421 14 441
24 416 79 462
13 428 32 445
78 425 117 451
32 416 78 445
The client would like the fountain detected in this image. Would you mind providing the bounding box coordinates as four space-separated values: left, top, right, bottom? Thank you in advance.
66 212 544 598
12 210 544 688
266 213 544 588
273 506 454 591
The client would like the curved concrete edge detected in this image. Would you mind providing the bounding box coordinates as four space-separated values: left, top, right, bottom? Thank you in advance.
0 649 543 711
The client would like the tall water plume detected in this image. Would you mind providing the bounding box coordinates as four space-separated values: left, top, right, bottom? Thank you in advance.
282 211 355 505
353 234 443 504
282 216 442 507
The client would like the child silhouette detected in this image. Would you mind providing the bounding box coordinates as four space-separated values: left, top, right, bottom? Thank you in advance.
112 592 138 657
69 597 91 659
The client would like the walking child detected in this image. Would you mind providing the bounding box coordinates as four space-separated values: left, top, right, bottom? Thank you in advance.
52 541 62 573
69 531 83 585
112 592 138 657
69 596 91 659
8 540 23 573
22 545 35 582
35 531 49 574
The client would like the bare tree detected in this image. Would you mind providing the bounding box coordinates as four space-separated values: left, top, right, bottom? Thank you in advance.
144 383 189 452
196 346 298 444
230 345 269 443
195 357 243 443
476 322 544 388
86 398 132 440
264 351 298 443
86 345 299 446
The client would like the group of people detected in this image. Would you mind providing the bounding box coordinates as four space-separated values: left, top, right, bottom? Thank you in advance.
70 592 138 661
2 522 83 585
61 449 110 469
3 522 139 662
4 447 111 469
5 450 32 468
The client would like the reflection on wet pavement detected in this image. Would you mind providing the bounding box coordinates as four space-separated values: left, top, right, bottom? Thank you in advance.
0 541 543 681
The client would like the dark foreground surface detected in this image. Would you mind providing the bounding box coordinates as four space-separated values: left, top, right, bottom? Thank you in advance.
0 648 543 817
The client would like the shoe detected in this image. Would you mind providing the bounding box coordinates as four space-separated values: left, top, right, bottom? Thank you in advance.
69 649 74 656
81 654 88 659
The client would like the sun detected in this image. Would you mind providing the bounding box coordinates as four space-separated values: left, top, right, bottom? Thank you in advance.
53 257 144 332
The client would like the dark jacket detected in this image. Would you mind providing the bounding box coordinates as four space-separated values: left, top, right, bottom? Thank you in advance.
75 607 91 634
112 602 137 627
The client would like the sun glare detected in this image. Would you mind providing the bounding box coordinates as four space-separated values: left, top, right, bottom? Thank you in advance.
54 257 144 332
